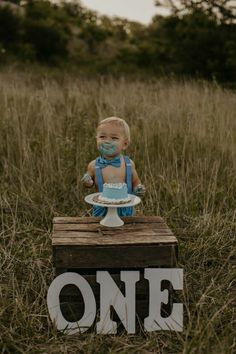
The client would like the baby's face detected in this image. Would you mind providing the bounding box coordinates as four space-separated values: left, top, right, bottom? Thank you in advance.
96 123 128 158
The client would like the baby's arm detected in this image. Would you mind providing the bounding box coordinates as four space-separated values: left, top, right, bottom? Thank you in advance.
130 160 146 196
81 160 95 188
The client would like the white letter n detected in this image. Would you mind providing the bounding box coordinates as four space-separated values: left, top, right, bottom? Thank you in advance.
96 271 140 334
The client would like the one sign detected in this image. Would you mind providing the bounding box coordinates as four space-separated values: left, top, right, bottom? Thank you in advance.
47 268 183 334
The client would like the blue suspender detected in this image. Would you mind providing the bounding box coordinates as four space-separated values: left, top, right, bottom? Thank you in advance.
95 156 132 193
124 156 132 193
95 158 104 192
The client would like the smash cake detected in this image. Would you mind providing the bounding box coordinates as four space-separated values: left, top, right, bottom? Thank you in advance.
95 183 131 204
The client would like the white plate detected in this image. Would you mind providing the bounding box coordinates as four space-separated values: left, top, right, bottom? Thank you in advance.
85 192 141 208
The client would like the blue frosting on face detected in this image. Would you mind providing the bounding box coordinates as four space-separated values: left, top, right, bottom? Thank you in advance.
98 142 117 156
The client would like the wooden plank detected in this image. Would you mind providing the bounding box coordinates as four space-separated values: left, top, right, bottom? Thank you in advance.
53 216 164 224
101 229 173 236
53 228 174 238
53 217 101 224
52 234 177 246
53 229 173 238
53 222 168 232
53 244 178 268
123 216 164 223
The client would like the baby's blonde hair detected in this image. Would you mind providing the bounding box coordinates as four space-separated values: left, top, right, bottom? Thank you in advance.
97 117 130 143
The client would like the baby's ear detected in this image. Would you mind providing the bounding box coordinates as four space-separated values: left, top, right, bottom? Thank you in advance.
123 139 129 150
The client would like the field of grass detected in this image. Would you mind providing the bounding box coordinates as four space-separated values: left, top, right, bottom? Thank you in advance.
0 68 236 353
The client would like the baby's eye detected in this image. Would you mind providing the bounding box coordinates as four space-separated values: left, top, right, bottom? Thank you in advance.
99 135 105 139
112 137 119 140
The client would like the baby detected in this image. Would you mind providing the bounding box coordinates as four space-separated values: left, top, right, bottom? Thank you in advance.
82 117 145 216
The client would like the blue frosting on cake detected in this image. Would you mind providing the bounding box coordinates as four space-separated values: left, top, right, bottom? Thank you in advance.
98 183 130 203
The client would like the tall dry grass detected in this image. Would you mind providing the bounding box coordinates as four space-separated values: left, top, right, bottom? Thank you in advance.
0 68 236 353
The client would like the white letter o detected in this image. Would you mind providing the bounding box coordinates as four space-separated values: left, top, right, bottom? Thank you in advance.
47 272 96 334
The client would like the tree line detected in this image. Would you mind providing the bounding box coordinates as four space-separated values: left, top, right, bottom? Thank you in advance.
0 0 235 82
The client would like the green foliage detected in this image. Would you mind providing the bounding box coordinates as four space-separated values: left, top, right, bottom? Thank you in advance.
0 0 235 82
146 9 236 81
156 0 236 23
24 20 68 63
23 1 70 63
0 6 21 47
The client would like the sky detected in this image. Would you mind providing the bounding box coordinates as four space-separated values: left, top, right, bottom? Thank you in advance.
80 0 170 24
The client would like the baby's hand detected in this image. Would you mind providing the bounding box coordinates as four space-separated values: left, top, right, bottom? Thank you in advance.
133 184 146 196
81 173 94 188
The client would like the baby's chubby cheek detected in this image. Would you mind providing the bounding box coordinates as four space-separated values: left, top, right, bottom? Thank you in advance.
98 142 118 156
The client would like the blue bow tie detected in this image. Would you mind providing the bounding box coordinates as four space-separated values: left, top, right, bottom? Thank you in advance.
97 155 121 168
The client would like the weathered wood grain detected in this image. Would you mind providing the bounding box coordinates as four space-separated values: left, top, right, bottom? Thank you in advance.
52 234 176 246
53 222 168 232
52 216 178 267
53 244 178 268
53 229 173 237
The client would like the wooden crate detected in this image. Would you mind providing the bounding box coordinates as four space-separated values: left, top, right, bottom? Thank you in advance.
52 216 178 328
